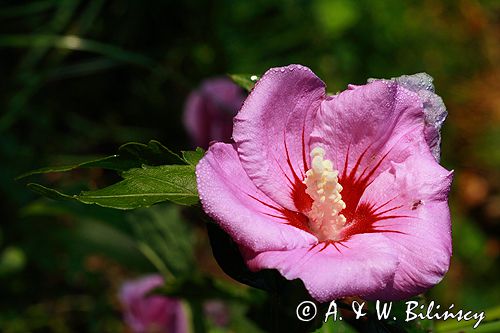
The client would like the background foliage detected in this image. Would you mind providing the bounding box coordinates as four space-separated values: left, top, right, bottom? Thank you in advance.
0 0 498 332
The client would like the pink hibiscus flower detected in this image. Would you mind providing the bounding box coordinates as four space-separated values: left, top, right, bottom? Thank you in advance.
184 77 246 149
196 65 453 302
119 275 188 333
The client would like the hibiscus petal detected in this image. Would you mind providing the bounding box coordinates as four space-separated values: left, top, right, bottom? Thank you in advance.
360 152 453 300
243 233 399 302
196 142 317 252
233 65 326 211
310 81 430 185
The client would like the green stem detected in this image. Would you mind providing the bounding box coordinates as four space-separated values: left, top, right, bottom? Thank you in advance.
189 300 207 333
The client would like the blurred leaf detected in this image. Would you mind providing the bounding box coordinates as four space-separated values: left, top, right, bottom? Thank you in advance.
0 247 26 276
182 147 205 166
19 199 151 271
18 156 137 179
313 320 357 333
129 205 195 277
158 275 263 303
475 127 500 168
0 34 156 68
452 214 490 271
17 140 186 179
228 73 259 91
21 197 127 225
27 164 199 209
435 305 500 333
436 320 500 333
74 218 150 270
223 302 266 333
45 57 118 81
0 0 55 18
312 0 359 36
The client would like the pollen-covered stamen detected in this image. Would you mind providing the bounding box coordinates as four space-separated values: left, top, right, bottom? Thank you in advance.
303 147 346 241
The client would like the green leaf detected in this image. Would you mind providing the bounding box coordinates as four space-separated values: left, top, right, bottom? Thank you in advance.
157 275 263 303
20 199 153 271
436 320 500 333
228 73 259 91
0 1 56 19
313 320 357 333
182 147 205 165
17 140 185 179
18 155 136 179
28 164 199 209
73 218 151 271
119 140 185 165
435 305 500 333
0 34 156 68
129 205 196 277
78 165 198 208
27 183 76 201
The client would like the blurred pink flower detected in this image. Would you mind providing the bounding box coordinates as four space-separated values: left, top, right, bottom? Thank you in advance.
119 275 188 333
204 300 230 327
184 77 246 149
196 65 453 302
